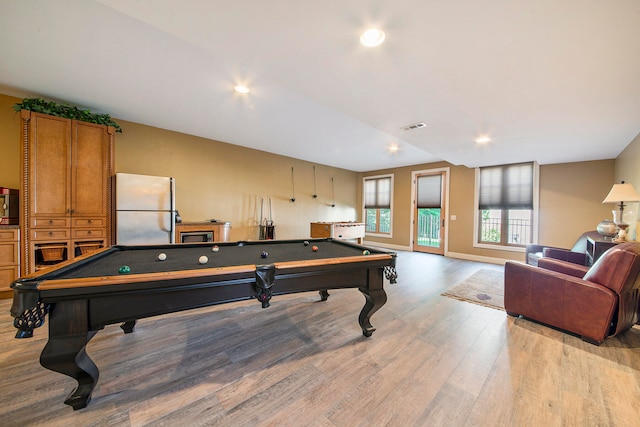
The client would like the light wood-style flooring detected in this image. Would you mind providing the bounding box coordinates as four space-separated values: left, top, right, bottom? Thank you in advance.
1 251 639 426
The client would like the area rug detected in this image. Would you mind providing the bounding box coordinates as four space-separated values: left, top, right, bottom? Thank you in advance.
442 268 505 311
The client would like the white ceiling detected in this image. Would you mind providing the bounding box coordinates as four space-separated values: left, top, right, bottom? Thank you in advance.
1 0 639 172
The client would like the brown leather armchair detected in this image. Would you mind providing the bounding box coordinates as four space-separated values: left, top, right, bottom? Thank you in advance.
505 242 640 344
525 230 600 266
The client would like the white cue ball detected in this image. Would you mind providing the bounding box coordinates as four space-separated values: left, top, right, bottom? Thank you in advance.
198 255 208 264
158 253 167 261
212 245 219 252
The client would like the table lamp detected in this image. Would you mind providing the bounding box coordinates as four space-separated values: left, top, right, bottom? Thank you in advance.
602 181 640 242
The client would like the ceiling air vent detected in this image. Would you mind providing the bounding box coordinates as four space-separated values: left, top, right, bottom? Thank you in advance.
402 122 426 131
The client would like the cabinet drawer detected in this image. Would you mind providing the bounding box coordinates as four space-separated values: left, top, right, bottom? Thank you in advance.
72 228 105 239
32 217 70 228
0 242 19 265
31 229 70 240
0 266 19 289
72 217 105 228
0 229 19 241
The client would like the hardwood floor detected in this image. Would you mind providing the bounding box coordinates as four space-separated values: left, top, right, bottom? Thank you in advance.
1 251 639 426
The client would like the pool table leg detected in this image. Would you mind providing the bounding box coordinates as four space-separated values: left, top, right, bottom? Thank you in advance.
40 300 99 410
120 320 137 333
319 289 330 301
358 268 388 337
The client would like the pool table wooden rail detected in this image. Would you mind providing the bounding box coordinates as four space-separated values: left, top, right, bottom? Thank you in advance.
25 253 390 292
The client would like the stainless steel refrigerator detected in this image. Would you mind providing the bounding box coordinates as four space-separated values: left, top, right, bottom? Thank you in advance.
115 173 176 244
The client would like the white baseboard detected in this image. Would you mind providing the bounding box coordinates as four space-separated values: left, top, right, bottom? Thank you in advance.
362 241 412 252
363 242 518 265
445 251 509 265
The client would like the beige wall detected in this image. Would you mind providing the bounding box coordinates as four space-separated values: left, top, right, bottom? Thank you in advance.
538 161 615 246
361 159 615 262
0 93 359 241
1 91 632 261
613 132 640 239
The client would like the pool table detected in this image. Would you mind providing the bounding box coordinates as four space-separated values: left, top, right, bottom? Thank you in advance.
10 238 397 410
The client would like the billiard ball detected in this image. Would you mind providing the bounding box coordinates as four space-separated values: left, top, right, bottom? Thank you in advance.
362 250 370 255
261 251 268 258
311 245 318 252
118 265 131 274
158 253 167 261
212 245 219 252
198 255 208 264
303 241 309 246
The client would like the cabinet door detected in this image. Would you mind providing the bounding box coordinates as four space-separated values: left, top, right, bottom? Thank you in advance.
71 121 109 217
29 114 72 218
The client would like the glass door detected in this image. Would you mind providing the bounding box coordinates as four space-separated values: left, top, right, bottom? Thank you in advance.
413 171 446 254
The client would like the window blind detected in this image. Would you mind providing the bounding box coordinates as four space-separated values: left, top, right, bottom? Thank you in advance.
479 163 533 210
364 177 391 209
417 175 442 209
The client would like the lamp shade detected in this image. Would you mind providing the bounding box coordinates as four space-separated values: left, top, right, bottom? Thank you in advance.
602 182 640 203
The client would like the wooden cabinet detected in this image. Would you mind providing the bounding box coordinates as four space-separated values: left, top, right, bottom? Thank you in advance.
175 222 231 243
0 226 19 298
20 111 115 274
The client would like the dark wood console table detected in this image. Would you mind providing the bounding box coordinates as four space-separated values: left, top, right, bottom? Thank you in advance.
586 236 618 266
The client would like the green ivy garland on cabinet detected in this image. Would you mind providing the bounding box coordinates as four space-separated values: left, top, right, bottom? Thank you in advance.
13 97 122 132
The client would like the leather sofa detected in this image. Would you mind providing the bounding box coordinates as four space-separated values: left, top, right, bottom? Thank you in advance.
505 242 640 344
525 230 600 266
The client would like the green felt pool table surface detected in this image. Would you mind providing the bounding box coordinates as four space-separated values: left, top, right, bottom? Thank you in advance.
57 239 381 279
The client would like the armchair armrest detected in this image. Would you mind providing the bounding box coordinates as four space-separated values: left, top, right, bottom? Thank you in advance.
525 244 555 266
525 244 545 253
542 247 587 265
538 257 590 278
504 261 617 344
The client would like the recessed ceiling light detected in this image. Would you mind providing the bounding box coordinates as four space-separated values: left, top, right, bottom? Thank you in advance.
476 136 491 144
360 28 385 47
234 84 250 94
388 143 399 154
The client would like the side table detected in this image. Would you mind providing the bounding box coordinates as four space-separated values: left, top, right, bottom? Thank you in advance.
586 236 618 266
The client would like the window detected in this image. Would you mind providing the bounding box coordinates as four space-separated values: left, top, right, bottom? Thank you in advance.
476 162 537 247
364 175 393 235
